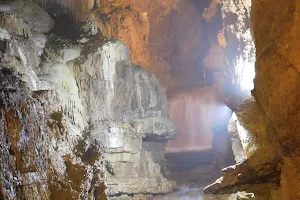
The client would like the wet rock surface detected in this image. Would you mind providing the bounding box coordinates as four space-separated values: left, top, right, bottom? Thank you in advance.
203 0 300 199
0 1 178 199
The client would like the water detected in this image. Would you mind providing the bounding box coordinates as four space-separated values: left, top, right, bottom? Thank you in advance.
160 187 231 200
162 187 204 200
160 187 257 200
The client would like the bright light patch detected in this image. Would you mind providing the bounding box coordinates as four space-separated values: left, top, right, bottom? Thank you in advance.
236 60 256 91
234 28 256 91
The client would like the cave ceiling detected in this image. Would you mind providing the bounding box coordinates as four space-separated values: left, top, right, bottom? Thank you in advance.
33 0 225 93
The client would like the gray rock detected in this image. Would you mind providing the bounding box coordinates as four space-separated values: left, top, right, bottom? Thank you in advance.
0 1 177 198
132 117 178 141
8 0 54 34
75 41 177 196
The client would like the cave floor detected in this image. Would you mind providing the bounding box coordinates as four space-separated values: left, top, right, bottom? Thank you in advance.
157 150 230 199
161 150 264 199
165 149 221 188
159 187 231 200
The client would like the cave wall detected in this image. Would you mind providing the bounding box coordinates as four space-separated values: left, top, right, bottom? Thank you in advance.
205 0 300 199
252 0 300 153
252 0 300 199
0 1 179 199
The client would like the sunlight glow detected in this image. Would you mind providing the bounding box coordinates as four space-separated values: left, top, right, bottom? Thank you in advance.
236 60 256 91
234 29 256 91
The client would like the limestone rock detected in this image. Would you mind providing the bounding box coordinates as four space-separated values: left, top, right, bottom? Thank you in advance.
281 148 300 200
252 0 300 150
132 117 178 141
0 1 177 199
230 99 270 160
228 115 247 164
219 0 255 104
204 100 283 198
75 40 177 196
251 1 300 198
0 0 54 36
0 68 107 200
203 0 299 198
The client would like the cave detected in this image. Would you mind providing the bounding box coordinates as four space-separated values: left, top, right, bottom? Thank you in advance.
0 0 299 200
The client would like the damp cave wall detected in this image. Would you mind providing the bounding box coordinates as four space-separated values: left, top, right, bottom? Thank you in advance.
0 1 179 199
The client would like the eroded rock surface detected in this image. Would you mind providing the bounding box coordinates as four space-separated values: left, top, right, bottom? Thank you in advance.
204 0 300 199
0 1 178 199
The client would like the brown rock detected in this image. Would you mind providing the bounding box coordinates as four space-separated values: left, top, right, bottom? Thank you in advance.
281 150 300 200
5 108 22 169
252 0 300 149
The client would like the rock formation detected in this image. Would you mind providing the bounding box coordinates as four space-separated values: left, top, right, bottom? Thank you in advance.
33 0 211 92
203 0 300 199
0 1 178 199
